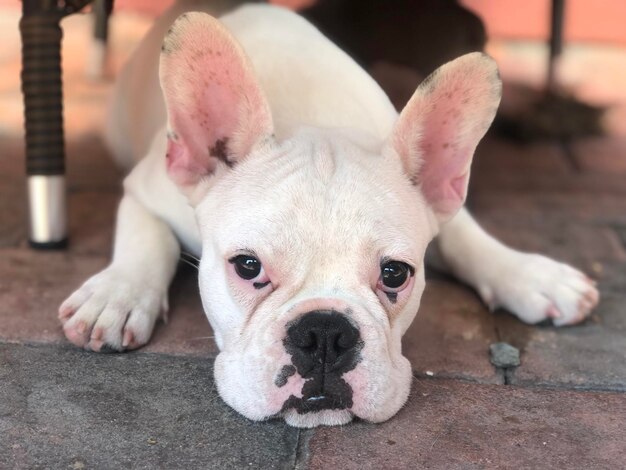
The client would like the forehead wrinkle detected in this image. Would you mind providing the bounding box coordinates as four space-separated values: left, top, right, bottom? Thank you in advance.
204 130 429 282
265 169 408 288
310 138 337 184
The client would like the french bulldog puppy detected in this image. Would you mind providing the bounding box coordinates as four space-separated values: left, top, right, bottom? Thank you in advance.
59 2 599 427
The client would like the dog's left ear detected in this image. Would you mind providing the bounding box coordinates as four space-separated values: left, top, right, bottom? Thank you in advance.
159 12 273 200
385 52 501 223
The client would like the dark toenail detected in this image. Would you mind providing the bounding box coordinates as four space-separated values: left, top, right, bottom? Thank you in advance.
99 344 122 354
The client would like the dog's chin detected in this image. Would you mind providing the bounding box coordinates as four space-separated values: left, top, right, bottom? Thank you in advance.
282 408 353 428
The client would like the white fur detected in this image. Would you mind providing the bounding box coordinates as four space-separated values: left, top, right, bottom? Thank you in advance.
60 3 599 427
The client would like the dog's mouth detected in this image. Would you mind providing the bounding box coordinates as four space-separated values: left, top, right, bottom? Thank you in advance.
280 372 354 414
282 393 349 414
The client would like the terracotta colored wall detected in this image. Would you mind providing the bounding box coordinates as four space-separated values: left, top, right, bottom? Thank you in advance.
462 0 626 45
2 0 625 45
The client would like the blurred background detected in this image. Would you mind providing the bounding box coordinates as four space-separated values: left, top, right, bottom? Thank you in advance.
1 0 626 140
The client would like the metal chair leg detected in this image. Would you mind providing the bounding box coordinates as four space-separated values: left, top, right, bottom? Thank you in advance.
19 0 100 249
87 0 114 79
547 0 566 91
20 1 68 249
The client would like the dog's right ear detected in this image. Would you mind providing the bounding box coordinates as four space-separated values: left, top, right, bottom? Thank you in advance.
384 53 501 224
159 12 274 202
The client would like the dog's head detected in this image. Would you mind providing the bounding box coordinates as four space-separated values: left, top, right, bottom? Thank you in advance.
159 12 501 427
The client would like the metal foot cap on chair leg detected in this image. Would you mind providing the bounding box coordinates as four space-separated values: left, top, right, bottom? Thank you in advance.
27 175 68 249
28 238 69 250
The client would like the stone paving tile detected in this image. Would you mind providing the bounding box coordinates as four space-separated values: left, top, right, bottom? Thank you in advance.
65 134 123 191
0 249 109 345
0 178 24 248
0 247 216 356
570 136 626 174
404 278 501 384
474 213 626 276
64 190 120 256
0 343 299 469
470 190 626 226
495 289 626 391
304 378 626 470
473 136 572 180
470 136 626 198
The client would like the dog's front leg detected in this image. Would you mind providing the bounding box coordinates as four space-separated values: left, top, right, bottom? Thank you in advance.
431 208 599 326
59 194 180 352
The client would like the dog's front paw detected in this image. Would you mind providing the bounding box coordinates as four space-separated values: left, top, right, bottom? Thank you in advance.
58 268 167 352
480 253 599 326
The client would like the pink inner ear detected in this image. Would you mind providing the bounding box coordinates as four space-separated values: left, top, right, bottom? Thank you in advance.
172 69 241 157
415 90 473 214
166 138 218 187
159 13 273 189
392 53 501 220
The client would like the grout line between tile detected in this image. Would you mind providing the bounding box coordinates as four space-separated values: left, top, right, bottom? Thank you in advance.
411 371 625 394
292 428 312 470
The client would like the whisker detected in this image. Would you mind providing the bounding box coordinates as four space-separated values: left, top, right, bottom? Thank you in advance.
179 256 199 270
181 251 200 262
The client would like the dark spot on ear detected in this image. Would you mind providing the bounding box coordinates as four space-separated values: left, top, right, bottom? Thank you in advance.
275 365 296 387
253 280 270 289
386 292 398 304
209 138 234 168
443 143 450 149
161 28 176 54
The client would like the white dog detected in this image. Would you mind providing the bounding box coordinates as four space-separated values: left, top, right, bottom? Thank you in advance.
59 2 599 427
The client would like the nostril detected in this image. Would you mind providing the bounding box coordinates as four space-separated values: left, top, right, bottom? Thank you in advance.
336 331 358 351
294 331 317 350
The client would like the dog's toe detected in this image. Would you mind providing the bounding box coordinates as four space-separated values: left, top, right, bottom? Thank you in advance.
485 253 600 326
552 281 599 327
63 320 91 348
59 268 166 353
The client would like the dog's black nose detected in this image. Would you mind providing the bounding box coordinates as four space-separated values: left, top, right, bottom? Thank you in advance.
285 311 361 375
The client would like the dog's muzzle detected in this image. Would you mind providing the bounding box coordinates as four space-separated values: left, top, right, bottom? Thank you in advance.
281 310 363 414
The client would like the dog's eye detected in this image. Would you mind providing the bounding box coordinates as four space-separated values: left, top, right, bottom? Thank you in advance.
379 261 413 292
229 255 263 280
